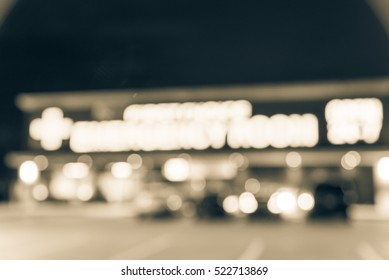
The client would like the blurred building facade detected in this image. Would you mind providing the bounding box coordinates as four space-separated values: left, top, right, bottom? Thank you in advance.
5 78 389 218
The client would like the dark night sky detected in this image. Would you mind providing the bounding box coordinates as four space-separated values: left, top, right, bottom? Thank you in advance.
0 0 389 165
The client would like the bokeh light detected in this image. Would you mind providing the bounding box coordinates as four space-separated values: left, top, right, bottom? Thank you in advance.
19 160 39 184
63 162 89 179
377 157 389 182
223 195 240 214
111 162 132 179
341 151 361 170
239 192 258 214
32 184 49 201
297 192 315 211
286 151 302 168
163 158 190 182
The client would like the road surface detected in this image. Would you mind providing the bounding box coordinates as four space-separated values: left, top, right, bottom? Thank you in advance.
1 203 388 260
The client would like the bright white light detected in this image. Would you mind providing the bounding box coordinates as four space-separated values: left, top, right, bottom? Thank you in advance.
285 151 302 168
69 99 320 153
29 107 73 151
229 100 252 120
276 191 297 213
70 121 130 153
267 193 282 214
77 184 94 202
32 184 49 201
244 178 261 194
70 120 219 152
127 154 143 169
223 195 240 214
239 192 258 214
63 162 89 179
326 98 383 145
167 194 182 211
19 161 39 184
227 114 319 149
111 162 132 179
163 158 190 182
269 114 292 148
297 192 315 211
341 151 361 170
377 157 389 182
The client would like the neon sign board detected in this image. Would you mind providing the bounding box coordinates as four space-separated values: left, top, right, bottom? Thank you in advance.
28 98 383 152
29 100 319 152
325 98 383 145
29 107 73 151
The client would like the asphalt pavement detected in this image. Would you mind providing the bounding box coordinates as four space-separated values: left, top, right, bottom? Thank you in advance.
1 203 389 260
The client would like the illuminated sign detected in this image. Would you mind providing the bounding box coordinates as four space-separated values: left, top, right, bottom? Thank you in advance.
325 98 383 144
123 100 252 122
29 107 73 151
69 101 319 152
29 100 319 152
227 114 318 149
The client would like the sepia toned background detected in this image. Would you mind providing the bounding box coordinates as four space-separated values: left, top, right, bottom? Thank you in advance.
0 0 389 260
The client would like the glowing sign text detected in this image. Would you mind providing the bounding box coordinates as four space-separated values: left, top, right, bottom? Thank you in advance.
325 98 383 145
29 100 319 152
29 107 73 151
69 101 318 152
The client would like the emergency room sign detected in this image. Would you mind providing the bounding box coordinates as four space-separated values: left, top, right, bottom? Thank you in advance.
28 98 383 153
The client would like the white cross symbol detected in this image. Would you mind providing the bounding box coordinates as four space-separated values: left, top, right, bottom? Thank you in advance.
29 107 73 151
